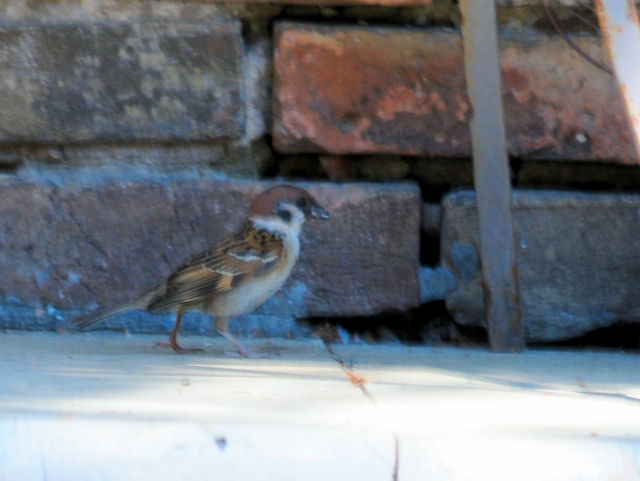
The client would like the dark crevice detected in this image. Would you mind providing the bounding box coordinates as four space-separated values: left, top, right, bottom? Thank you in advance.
537 323 640 351
305 310 640 352
0 139 238 151
270 6 459 29
420 231 440 266
511 158 640 194
259 143 283 179
265 3 608 41
268 154 640 208
303 301 487 348
0 162 20 173
236 5 283 46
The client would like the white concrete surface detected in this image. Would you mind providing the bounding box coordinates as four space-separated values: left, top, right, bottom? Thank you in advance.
1 331 640 480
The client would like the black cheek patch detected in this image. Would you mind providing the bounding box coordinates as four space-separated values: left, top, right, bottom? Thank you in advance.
277 209 292 223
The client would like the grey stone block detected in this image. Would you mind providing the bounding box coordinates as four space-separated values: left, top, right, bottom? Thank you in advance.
419 266 455 304
442 190 640 342
0 19 244 143
0 175 421 334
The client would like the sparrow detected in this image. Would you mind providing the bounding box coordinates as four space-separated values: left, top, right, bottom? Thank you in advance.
74 185 329 357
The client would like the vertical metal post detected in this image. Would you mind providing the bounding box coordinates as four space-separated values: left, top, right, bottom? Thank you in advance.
594 0 640 161
459 0 524 352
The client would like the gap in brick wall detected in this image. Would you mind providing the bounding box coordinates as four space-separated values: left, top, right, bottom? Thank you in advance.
301 301 488 348
511 158 640 194
0 162 20 173
270 153 640 198
502 4 602 34
270 5 460 29
538 324 640 351
264 3 602 33
303 313 640 352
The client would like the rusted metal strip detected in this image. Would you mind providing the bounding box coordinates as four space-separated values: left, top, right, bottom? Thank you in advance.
594 0 640 161
459 0 524 352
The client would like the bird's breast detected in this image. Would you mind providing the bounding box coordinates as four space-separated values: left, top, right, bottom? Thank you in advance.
209 231 300 318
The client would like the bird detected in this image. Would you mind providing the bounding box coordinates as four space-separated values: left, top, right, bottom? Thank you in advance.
74 185 329 357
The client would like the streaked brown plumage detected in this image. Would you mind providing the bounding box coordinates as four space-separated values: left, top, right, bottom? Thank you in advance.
74 185 329 357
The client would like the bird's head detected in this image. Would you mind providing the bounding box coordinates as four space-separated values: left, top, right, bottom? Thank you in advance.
249 185 329 232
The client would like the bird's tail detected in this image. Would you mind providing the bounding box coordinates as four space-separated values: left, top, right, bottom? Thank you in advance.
74 289 159 329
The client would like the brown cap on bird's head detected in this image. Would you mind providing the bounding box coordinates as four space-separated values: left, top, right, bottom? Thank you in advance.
249 185 329 219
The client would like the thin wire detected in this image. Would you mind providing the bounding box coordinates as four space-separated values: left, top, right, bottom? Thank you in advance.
569 8 602 32
583 2 598 15
541 0 612 75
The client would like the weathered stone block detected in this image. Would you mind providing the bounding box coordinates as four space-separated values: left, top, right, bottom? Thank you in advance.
441 190 640 342
274 23 634 162
0 175 420 334
0 19 244 143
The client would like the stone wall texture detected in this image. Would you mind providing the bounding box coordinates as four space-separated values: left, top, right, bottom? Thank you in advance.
0 19 244 143
0 176 420 333
1 0 639 343
441 190 640 342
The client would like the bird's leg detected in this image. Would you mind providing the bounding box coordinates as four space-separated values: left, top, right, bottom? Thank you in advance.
215 317 251 358
168 307 203 354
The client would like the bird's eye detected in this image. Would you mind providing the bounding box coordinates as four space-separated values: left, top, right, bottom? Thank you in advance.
296 197 308 209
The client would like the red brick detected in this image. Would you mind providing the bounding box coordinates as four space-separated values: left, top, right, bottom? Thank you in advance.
274 23 635 163
0 176 420 326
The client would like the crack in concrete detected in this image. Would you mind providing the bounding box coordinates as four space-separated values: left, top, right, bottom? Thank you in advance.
322 340 400 480
322 340 375 403
476 374 640 405
65 205 109 262
392 433 399 481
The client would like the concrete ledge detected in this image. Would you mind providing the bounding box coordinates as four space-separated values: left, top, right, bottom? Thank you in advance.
2 331 640 480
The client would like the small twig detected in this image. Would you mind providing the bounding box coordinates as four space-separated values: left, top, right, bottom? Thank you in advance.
541 0 612 75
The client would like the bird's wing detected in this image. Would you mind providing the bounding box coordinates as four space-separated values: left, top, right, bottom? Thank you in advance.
147 226 283 311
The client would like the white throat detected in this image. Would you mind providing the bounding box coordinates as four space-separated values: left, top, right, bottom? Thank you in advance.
250 214 302 276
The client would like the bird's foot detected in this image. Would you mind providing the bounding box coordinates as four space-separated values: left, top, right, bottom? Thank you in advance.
155 340 204 354
241 349 266 359
173 344 205 354
234 345 253 358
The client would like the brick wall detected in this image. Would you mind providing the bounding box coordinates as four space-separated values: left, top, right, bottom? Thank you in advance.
1 0 638 342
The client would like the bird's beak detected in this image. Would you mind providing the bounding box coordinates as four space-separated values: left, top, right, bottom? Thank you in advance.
311 203 330 219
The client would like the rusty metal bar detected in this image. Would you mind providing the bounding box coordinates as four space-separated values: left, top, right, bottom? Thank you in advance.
459 0 524 352
594 0 640 161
